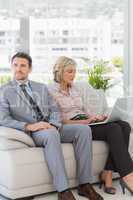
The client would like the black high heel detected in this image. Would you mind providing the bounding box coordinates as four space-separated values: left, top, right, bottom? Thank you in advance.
120 179 133 195
99 172 116 195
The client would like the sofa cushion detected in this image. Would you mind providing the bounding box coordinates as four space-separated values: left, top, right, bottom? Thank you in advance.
0 141 108 190
75 81 108 115
0 126 35 149
0 145 76 189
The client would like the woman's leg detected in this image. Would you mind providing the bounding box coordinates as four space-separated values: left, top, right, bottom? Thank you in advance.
114 120 131 147
101 120 131 172
91 122 133 177
91 122 133 194
92 123 115 172
114 121 133 193
92 123 115 192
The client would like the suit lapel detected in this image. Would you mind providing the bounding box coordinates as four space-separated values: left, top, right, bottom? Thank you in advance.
11 80 44 114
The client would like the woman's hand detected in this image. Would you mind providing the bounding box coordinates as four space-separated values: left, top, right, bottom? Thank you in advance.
77 116 97 124
87 116 98 123
86 115 108 124
95 115 107 122
64 115 108 125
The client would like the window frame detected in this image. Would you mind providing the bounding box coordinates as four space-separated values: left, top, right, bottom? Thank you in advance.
124 0 133 96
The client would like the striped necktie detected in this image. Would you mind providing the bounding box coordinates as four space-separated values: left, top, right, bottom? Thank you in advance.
20 84 48 122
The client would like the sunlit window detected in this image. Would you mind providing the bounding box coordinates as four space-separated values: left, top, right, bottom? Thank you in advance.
0 0 127 104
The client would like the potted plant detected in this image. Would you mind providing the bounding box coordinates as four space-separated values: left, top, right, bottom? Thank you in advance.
87 60 111 91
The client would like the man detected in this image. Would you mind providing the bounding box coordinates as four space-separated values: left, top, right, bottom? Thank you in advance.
0 52 103 200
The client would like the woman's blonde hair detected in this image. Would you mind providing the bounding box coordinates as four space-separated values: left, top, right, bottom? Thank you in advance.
53 56 77 83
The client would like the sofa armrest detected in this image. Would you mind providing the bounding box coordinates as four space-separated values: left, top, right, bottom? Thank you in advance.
0 138 29 150
0 126 35 149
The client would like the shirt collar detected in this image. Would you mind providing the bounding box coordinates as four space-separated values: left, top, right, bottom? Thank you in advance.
16 79 29 87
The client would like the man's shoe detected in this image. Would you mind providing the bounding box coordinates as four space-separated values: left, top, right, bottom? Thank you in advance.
78 183 104 200
58 190 76 200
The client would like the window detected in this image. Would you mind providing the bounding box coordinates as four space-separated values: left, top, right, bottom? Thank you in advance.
0 31 5 36
0 0 127 104
62 30 68 35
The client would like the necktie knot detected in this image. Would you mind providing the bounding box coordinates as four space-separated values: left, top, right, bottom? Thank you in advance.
20 84 26 91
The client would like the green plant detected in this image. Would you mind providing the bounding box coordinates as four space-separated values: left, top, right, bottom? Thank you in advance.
88 60 111 91
111 56 123 72
0 75 11 85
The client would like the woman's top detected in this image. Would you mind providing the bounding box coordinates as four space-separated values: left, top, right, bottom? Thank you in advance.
48 82 90 120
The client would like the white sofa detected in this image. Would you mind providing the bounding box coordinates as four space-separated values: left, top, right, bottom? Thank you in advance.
0 127 109 200
0 82 132 199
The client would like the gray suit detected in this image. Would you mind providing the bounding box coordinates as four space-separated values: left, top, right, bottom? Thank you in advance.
0 80 61 131
0 80 92 192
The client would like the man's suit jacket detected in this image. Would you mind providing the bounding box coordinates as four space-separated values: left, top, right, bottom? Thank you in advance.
0 80 62 131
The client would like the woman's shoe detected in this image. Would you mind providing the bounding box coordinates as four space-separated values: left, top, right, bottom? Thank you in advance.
120 179 133 195
99 171 116 195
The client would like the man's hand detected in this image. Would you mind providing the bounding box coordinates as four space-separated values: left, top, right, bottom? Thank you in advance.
25 121 56 132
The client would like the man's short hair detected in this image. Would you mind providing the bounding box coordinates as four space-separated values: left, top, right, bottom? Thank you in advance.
11 52 32 68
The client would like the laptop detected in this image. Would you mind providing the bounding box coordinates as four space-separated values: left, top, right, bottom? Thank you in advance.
89 96 133 126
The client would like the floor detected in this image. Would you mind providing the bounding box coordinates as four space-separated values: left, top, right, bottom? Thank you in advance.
34 180 132 200
0 180 132 200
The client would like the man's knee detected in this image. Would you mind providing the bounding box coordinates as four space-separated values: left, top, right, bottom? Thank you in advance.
75 124 92 140
45 129 60 141
34 129 60 145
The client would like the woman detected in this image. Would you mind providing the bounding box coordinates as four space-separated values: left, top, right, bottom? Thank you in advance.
48 56 133 195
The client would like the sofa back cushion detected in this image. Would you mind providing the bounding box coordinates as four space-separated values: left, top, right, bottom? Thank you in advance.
74 81 108 115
